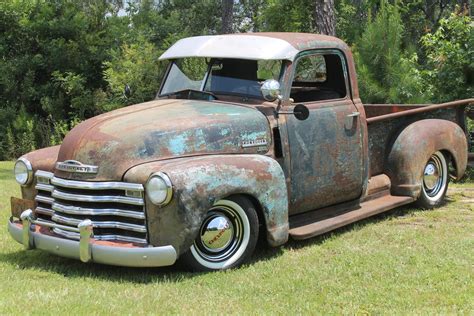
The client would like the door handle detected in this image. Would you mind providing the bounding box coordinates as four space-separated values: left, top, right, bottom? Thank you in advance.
347 111 360 118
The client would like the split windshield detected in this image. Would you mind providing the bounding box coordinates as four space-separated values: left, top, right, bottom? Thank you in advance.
160 58 283 99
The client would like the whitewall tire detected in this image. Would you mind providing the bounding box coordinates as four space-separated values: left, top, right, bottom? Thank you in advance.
180 196 259 271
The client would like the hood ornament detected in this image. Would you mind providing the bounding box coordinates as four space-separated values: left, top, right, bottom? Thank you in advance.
56 160 99 174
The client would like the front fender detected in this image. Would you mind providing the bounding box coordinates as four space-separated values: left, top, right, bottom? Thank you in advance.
124 155 289 255
20 145 60 200
385 119 468 198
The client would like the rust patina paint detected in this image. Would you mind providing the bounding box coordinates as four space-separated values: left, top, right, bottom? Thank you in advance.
55 100 272 181
385 119 468 198
125 155 288 254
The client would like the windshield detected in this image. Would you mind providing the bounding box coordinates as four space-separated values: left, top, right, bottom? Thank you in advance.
160 58 283 99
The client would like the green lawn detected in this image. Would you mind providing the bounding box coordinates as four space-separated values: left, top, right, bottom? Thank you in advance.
0 161 473 314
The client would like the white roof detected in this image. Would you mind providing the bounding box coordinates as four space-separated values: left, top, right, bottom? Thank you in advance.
159 35 300 61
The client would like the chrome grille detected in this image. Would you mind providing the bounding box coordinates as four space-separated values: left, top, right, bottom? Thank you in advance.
34 170 147 244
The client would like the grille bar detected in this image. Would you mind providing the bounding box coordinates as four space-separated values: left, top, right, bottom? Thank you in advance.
36 195 54 204
52 202 145 220
52 189 144 206
52 228 147 244
36 206 54 216
35 183 53 192
51 177 144 191
51 214 147 233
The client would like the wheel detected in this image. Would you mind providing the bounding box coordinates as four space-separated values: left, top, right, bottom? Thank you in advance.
416 151 449 209
180 196 259 271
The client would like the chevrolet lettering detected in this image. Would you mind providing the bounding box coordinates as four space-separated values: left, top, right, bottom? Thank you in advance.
55 160 99 174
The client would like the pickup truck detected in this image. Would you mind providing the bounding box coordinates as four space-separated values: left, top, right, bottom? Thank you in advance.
8 33 473 271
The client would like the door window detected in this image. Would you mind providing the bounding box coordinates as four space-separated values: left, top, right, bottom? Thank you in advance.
290 53 347 103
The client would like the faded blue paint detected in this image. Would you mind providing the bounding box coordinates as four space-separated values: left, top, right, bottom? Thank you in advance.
168 133 188 155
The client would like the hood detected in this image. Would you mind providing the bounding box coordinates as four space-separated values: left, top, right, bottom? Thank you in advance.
56 99 271 181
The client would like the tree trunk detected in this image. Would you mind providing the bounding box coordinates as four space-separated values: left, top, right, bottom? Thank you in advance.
314 0 336 36
459 0 471 16
221 0 234 34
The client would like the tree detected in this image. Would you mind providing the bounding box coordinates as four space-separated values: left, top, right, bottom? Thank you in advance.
420 10 473 102
354 1 427 104
314 0 336 36
221 0 234 33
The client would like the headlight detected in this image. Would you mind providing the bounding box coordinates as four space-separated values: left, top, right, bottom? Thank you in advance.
14 158 33 185
146 172 173 206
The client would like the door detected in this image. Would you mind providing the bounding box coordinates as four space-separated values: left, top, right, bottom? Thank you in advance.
286 51 363 214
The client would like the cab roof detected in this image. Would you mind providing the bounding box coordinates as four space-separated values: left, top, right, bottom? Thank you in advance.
158 32 349 61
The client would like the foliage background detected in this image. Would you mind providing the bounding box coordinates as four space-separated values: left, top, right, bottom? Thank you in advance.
0 0 472 160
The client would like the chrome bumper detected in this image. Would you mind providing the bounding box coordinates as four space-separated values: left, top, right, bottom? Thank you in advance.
8 210 177 268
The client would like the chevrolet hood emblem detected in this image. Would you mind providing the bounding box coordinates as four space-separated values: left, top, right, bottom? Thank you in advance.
55 160 99 174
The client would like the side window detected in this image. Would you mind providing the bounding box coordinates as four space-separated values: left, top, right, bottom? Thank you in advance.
290 53 347 103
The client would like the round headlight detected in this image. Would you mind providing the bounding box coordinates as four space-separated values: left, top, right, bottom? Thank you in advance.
146 172 173 206
14 158 33 185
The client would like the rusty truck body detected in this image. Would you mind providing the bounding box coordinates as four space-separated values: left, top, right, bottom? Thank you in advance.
8 33 473 271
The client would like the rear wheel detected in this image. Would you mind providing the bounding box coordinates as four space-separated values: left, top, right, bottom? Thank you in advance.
180 196 259 271
416 151 449 209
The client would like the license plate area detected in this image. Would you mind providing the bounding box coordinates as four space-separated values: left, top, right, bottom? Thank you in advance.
11 197 35 219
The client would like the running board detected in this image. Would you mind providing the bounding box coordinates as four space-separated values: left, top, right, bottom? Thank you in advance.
289 195 415 240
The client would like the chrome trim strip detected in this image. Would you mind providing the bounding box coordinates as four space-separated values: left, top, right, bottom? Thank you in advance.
35 183 54 192
52 202 145 220
35 170 54 179
51 177 144 191
8 219 176 267
36 206 54 216
52 189 144 206
51 214 147 233
52 228 147 244
35 195 54 205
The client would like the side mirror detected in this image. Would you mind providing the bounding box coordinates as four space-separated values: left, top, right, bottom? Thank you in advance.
293 104 309 120
261 79 281 101
275 103 309 121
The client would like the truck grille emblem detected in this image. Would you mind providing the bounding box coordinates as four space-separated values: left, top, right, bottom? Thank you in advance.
56 160 99 174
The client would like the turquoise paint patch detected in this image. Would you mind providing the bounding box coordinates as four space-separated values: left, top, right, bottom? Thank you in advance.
168 133 188 155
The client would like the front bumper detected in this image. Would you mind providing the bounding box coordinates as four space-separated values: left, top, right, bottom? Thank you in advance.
8 210 177 268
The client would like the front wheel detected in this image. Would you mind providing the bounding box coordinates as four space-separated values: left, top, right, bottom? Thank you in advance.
180 196 259 271
416 151 449 209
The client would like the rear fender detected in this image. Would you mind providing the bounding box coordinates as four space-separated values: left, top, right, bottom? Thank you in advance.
124 155 289 255
385 119 467 198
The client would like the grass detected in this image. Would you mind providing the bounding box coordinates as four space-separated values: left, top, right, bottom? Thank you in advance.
0 160 473 314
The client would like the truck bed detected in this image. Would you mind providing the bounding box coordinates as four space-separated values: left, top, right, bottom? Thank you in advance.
364 99 474 177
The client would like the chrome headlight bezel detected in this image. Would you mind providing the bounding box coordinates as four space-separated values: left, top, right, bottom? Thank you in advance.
14 157 33 186
146 172 173 206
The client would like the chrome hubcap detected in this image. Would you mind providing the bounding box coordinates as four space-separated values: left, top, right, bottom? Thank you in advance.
423 154 444 197
423 162 439 191
200 215 234 253
194 206 244 263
